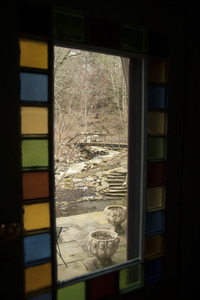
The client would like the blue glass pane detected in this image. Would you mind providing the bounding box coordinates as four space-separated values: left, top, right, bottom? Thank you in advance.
148 86 168 109
145 258 163 283
145 211 165 236
24 233 51 266
20 72 48 102
29 292 52 300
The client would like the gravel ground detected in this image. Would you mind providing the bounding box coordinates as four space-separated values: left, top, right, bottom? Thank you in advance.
55 188 125 217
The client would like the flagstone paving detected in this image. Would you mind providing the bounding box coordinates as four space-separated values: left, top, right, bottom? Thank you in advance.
56 211 127 282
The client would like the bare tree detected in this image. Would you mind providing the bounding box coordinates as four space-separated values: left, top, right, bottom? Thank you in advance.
54 47 128 187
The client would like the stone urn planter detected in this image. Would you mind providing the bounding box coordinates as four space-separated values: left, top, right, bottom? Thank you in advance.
87 230 120 267
104 205 127 233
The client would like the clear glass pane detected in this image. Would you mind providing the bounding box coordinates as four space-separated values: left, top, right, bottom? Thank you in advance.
25 263 52 294
23 203 50 231
21 106 48 135
21 139 48 169
22 171 49 200
20 72 48 102
20 38 48 69
24 233 51 266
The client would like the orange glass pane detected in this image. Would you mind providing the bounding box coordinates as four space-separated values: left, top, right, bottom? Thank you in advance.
23 203 50 231
25 262 52 293
20 38 48 69
147 187 165 211
145 234 164 260
148 112 167 135
21 107 48 135
148 58 167 83
22 171 49 200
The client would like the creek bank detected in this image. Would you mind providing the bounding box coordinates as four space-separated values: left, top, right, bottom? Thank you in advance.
55 146 128 217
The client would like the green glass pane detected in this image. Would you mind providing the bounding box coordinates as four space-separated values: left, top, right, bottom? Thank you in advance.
54 10 85 42
119 264 144 293
57 282 85 300
22 139 48 169
121 25 146 53
147 137 166 161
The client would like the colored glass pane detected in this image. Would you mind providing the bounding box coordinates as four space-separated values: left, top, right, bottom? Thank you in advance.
147 137 166 161
22 171 49 199
145 258 163 283
20 38 48 69
57 282 85 300
145 211 165 236
25 262 52 294
29 292 52 300
121 25 146 52
89 17 119 48
119 264 144 293
148 86 167 109
145 234 164 260
54 10 85 42
148 112 167 135
147 162 165 187
24 233 51 266
20 72 48 102
21 106 48 135
22 139 48 169
148 58 167 83
89 272 117 300
23 203 50 231
147 187 165 211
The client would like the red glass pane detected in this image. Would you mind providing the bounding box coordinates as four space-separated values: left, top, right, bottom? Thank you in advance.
89 17 119 49
147 162 166 187
89 272 117 300
22 171 49 200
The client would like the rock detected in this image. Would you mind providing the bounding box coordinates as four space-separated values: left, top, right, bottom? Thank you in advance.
101 180 109 188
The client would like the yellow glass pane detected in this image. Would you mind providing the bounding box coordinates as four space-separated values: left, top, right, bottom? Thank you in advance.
147 187 165 211
21 107 48 135
25 262 52 293
23 203 50 231
20 38 48 69
145 234 164 260
148 112 167 135
148 58 167 83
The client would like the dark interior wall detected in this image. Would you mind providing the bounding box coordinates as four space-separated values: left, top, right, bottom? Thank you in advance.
0 0 199 298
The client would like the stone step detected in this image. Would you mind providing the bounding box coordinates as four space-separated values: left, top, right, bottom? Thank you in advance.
106 190 127 195
104 193 127 198
107 179 126 183
109 186 127 190
109 183 126 187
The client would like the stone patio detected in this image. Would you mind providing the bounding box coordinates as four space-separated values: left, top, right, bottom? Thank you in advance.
56 211 127 282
